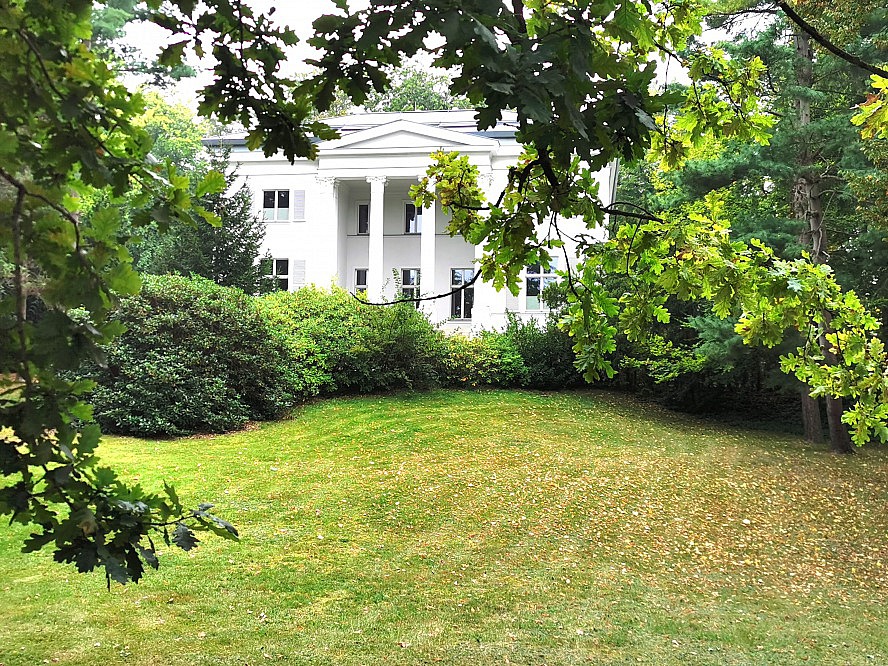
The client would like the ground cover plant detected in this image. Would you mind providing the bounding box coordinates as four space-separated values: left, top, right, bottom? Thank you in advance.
1 390 886 666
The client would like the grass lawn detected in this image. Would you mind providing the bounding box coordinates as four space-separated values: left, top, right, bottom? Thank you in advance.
1 389 887 666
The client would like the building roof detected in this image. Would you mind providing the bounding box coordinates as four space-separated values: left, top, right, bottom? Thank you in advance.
204 109 520 147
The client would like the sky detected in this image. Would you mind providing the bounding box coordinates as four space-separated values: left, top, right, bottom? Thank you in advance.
125 0 364 106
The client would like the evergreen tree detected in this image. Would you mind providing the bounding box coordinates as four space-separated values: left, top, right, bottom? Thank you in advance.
113 94 270 293
625 4 888 449
137 150 270 295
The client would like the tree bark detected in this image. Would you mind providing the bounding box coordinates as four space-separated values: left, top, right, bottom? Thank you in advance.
819 310 855 452
792 30 854 453
800 387 823 443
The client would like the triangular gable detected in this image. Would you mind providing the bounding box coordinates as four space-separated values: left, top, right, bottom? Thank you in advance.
319 119 499 151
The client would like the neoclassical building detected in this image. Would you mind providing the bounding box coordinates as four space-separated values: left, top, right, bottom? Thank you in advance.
213 110 617 330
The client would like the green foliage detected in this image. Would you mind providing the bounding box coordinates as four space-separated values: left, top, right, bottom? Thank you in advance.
653 51 774 166
400 3 885 446
602 7 888 438
853 75 888 139
258 286 445 396
0 0 237 584
135 150 271 294
610 320 797 416
82 275 295 437
500 313 583 389
607 144 804 415
306 0 713 175
82 95 270 294
91 0 195 85
439 313 581 390
82 278 594 438
256 284 576 395
364 65 472 112
440 333 528 387
135 92 207 167
619 334 705 385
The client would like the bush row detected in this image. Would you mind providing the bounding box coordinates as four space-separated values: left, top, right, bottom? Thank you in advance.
83 276 582 437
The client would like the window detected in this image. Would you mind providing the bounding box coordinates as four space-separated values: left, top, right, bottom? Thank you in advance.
355 268 368 292
401 268 420 307
357 203 370 234
263 258 289 291
450 269 475 319
405 203 422 234
525 258 558 310
263 190 289 221
262 189 305 222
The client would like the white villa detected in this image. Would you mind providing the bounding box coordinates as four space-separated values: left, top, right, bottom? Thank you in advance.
212 110 618 331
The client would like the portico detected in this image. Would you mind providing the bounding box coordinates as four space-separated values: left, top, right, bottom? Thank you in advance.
215 109 617 331
326 172 472 324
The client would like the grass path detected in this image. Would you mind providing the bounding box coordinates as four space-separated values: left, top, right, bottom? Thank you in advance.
2 389 887 665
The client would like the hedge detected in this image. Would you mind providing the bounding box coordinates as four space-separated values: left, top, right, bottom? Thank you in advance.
81 278 583 437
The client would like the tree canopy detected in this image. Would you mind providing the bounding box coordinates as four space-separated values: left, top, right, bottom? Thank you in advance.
620 2 888 449
1 0 887 583
363 65 472 112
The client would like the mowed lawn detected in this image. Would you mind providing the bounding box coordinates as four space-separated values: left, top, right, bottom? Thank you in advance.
2 390 887 666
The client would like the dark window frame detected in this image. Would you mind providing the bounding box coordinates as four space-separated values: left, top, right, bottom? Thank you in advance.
357 202 370 235
450 268 476 320
404 203 422 234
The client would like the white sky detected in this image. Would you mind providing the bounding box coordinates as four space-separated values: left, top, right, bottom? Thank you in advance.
125 0 366 106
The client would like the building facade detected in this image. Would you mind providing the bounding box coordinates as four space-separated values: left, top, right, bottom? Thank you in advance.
214 110 617 331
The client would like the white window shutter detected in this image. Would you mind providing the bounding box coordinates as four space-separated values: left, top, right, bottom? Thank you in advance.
293 190 306 221
291 259 307 288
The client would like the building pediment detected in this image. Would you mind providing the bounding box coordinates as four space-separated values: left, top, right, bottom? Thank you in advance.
319 119 500 153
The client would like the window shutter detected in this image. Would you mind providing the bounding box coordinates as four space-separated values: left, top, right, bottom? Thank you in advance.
291 259 307 288
292 190 306 221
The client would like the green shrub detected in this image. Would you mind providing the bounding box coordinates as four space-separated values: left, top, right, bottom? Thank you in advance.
442 332 528 387
84 280 586 437
258 286 445 394
501 313 583 389
85 275 296 436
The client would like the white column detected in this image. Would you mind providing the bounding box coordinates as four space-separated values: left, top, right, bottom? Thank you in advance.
473 171 500 327
419 184 436 318
366 175 386 299
315 176 339 286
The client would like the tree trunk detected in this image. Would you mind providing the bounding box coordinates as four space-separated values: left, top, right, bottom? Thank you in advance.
800 387 823 443
792 30 854 453
819 310 855 453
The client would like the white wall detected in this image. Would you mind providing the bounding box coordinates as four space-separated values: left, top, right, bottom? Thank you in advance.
233 158 329 289
224 112 617 331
